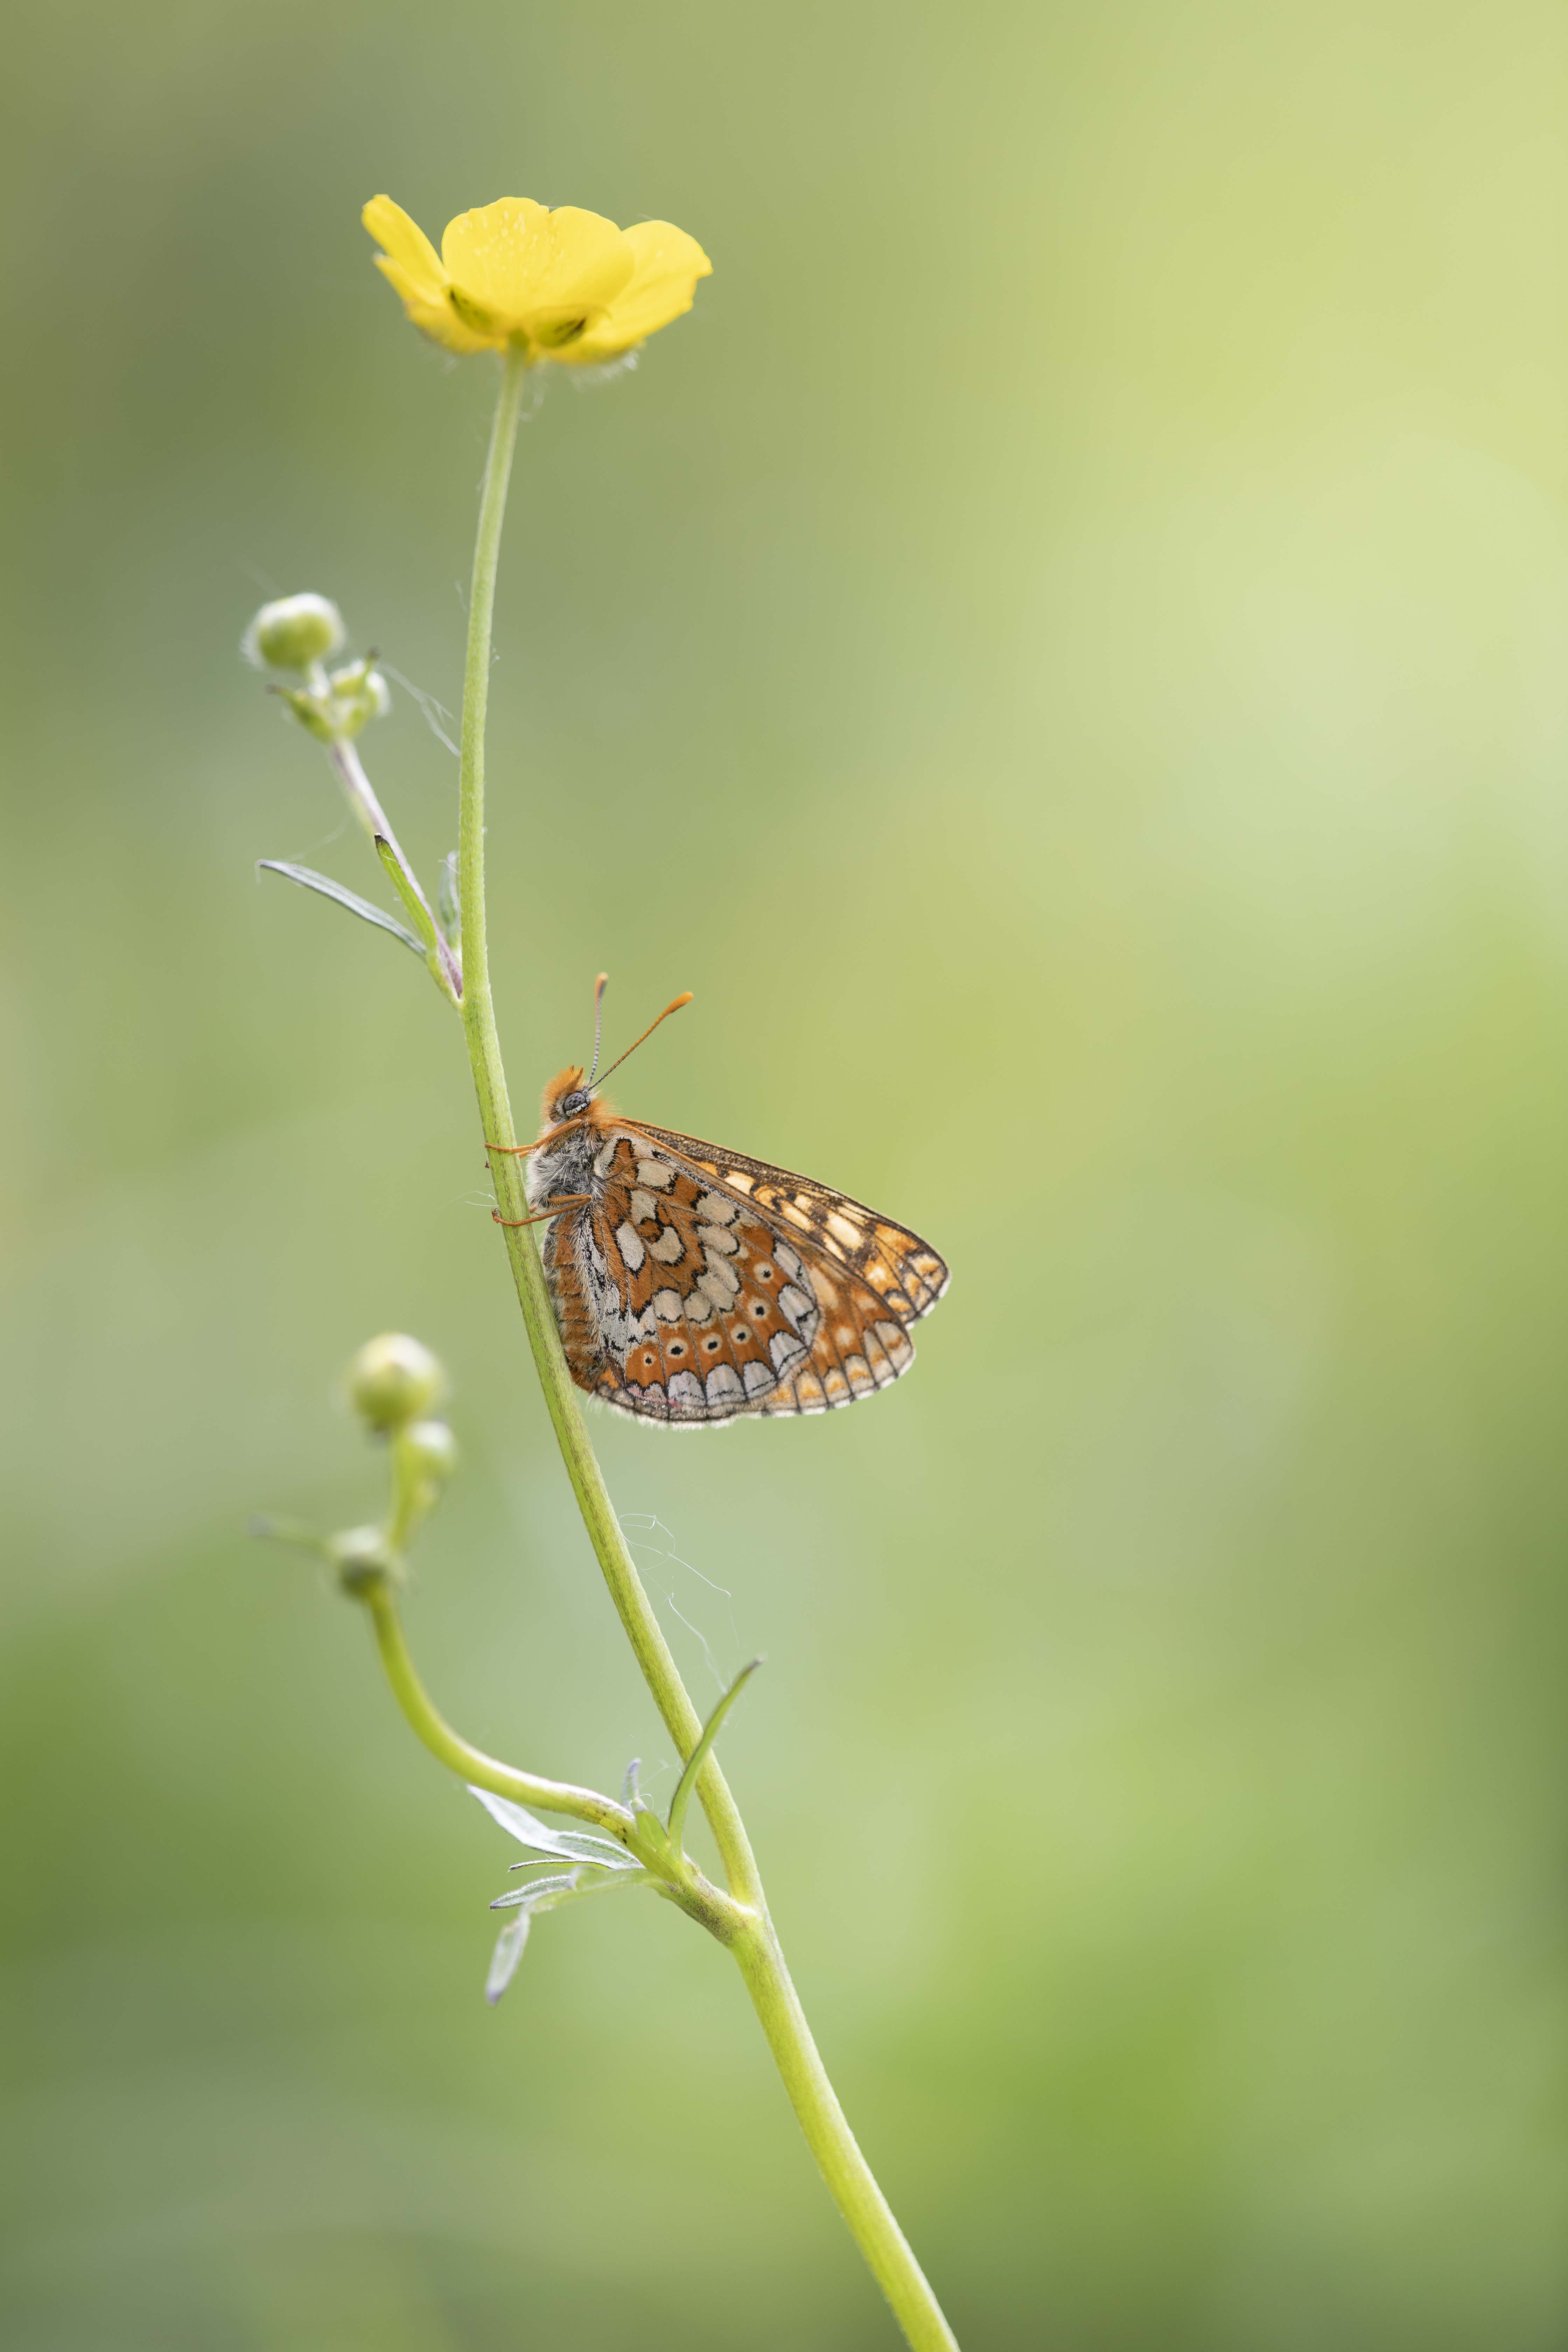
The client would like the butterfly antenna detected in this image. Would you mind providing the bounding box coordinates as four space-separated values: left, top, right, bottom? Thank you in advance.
590 990 694 1093
585 972 609 1088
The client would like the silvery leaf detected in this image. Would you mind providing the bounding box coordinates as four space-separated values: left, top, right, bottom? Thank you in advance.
468 1785 637 1869
257 860 425 956
489 1870 582 1912
485 1911 531 2005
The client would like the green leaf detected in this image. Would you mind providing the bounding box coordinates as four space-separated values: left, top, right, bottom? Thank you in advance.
373 835 440 954
468 1785 637 1869
531 1869 655 1917
630 1804 673 1866
489 1870 582 1911
257 861 424 956
666 1659 764 1856
486 1860 650 1931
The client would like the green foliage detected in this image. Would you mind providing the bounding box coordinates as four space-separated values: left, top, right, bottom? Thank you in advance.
258 859 426 957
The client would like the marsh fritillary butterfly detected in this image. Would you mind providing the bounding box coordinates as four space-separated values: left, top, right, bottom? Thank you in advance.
489 979 949 1426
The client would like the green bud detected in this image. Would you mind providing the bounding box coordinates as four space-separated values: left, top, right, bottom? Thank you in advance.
275 687 337 744
346 1332 447 1433
329 1522 400 1594
326 660 391 740
399 1419 459 1483
275 659 391 746
242 592 345 672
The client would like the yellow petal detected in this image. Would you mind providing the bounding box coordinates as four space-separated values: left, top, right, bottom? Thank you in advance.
373 255 497 354
362 196 448 304
440 199 635 340
556 220 713 364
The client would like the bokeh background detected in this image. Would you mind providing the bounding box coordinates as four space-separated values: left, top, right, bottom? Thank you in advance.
3 3 1566 2345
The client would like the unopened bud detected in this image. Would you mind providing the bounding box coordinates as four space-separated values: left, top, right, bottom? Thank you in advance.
242 592 345 672
346 1332 447 1433
326 660 391 739
276 658 391 744
329 1522 399 1594
399 1419 459 1483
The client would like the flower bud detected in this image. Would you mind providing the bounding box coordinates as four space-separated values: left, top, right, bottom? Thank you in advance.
329 1522 400 1594
275 659 391 744
242 592 346 672
326 660 391 739
399 1419 459 1483
346 1332 447 1433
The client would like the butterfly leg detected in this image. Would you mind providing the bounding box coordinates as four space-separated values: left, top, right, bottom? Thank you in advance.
492 1194 592 1228
485 1139 541 1154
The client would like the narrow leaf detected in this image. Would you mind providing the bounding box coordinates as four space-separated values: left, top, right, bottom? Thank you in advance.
468 1785 636 1869
667 1659 764 1855
485 1911 531 2004
631 1805 672 1866
489 1870 582 1911
526 1870 653 1916
373 835 440 954
257 861 424 956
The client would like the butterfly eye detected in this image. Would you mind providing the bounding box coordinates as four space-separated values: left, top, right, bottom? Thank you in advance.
558 1090 590 1119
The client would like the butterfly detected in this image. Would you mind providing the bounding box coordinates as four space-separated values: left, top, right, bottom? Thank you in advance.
489 978 949 1426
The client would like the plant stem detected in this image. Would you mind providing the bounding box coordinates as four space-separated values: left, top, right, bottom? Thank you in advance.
454 345 762 1909
365 1581 635 1842
734 1923 959 2352
452 343 959 2352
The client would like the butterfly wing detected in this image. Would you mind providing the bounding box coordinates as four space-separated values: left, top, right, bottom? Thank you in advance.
625 1123 950 1416
542 1129 823 1425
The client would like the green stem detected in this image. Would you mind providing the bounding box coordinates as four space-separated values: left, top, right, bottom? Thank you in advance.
455 345 762 1909
364 1581 635 1843
451 344 959 2352
734 1923 959 2352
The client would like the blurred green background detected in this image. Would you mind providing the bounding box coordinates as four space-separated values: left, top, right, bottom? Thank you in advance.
3 2 1566 2345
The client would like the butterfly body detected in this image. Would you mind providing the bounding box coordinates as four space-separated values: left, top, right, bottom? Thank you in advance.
524 1064 948 1427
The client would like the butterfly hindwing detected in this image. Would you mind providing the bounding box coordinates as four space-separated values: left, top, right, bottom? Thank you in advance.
551 1132 820 1424
622 1125 950 1417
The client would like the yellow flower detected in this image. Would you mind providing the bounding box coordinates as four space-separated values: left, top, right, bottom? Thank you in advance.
362 195 712 365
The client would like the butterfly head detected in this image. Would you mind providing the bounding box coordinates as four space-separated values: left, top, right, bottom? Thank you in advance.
541 1066 603 1129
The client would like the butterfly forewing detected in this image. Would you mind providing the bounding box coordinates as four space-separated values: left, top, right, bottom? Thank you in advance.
633 1129 949 1315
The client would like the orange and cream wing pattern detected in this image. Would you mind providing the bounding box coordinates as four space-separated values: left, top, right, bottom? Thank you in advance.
539 1130 824 1425
625 1125 950 1418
